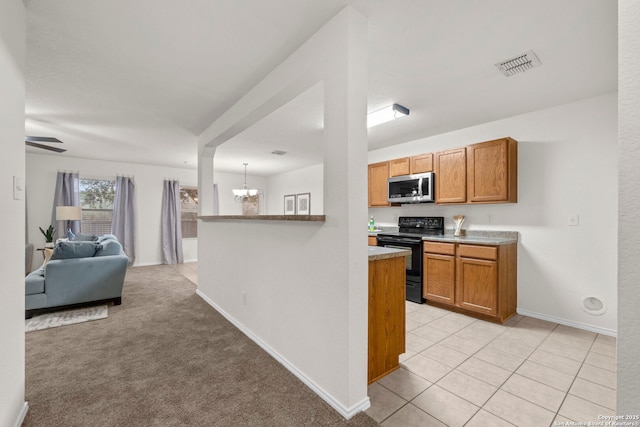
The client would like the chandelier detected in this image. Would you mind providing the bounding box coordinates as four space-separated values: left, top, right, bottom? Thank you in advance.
232 163 258 203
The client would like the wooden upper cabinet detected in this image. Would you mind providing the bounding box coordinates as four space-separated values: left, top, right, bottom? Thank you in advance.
467 138 518 203
410 153 434 173
435 148 467 204
368 161 390 207
369 137 517 207
389 157 410 177
388 153 434 177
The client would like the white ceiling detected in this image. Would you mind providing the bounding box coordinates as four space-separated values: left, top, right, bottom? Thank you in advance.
25 0 617 177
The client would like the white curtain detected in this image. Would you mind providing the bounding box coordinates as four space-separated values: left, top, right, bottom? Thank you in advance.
51 171 80 240
112 176 136 265
161 179 183 264
213 183 219 215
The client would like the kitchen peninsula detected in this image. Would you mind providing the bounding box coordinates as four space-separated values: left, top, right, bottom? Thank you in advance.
368 246 409 383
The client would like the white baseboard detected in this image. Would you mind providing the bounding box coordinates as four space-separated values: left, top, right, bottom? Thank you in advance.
195 289 370 419
517 308 617 337
131 261 158 267
131 260 197 267
14 402 28 427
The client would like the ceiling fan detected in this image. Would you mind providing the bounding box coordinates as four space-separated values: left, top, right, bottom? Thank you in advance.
25 136 66 153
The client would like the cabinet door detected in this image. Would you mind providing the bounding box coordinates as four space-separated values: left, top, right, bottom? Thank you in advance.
368 236 378 246
369 257 406 383
467 138 517 203
389 157 410 177
457 257 498 316
423 253 456 305
368 162 390 207
410 153 433 174
435 148 467 203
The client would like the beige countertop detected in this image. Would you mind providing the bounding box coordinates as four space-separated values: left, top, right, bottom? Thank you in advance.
422 234 517 245
370 229 518 246
368 246 411 261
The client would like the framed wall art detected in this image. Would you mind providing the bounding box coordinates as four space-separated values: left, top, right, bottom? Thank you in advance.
296 193 310 215
284 194 296 215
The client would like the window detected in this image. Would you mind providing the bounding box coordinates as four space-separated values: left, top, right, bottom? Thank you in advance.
80 178 116 235
180 186 198 238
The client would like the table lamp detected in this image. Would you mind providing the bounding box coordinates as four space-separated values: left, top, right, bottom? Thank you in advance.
56 206 82 240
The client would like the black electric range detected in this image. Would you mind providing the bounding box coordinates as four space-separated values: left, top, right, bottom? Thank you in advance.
376 217 444 303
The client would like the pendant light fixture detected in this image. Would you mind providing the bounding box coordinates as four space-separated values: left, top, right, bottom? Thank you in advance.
232 163 258 203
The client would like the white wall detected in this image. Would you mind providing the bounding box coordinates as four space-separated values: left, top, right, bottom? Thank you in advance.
617 0 640 414
198 7 368 418
26 153 199 266
0 1 27 426
266 163 323 215
369 93 618 335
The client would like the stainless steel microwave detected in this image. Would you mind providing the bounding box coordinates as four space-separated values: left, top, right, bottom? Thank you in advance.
387 172 435 203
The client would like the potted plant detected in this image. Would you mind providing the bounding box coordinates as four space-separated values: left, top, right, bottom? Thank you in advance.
39 225 55 248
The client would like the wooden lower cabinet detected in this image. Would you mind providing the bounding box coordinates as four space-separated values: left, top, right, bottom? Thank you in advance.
457 257 498 316
423 242 516 323
368 256 406 383
423 250 456 305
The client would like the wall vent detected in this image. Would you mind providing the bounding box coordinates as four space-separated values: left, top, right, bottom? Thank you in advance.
495 50 542 77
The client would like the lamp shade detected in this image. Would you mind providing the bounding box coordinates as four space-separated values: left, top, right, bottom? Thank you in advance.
56 205 82 221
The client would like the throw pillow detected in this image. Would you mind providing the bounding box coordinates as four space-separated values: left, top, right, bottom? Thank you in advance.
93 239 121 256
75 233 99 241
50 241 100 260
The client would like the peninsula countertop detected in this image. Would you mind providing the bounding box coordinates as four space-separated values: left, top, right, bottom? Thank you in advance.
368 246 411 261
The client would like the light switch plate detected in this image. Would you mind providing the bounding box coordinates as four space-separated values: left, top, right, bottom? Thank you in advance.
568 214 579 226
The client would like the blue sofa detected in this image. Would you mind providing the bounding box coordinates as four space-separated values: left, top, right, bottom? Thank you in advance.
25 234 129 318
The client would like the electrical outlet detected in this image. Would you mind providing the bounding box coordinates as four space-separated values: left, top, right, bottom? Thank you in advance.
568 214 580 227
13 176 23 200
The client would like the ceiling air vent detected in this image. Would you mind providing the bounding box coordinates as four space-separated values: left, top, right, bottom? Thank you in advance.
271 150 288 156
495 50 542 77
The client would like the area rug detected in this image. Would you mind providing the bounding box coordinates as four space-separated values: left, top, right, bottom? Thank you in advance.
25 304 108 332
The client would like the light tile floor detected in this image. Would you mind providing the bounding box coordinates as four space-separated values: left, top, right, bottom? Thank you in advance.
174 264 616 426
366 302 617 427
173 261 198 285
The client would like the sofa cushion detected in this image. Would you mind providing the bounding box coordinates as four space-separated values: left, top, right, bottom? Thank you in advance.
75 233 99 241
51 241 100 260
97 234 118 243
93 239 122 257
25 268 45 295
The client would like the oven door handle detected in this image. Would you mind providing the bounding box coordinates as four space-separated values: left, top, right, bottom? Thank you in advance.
377 237 422 244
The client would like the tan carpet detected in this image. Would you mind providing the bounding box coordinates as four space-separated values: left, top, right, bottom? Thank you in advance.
24 265 377 427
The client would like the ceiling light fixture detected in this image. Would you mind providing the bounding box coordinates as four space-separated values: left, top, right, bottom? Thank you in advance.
367 103 410 128
232 163 258 203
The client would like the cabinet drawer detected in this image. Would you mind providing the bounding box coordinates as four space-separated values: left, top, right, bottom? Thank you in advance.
423 241 455 255
457 244 497 260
